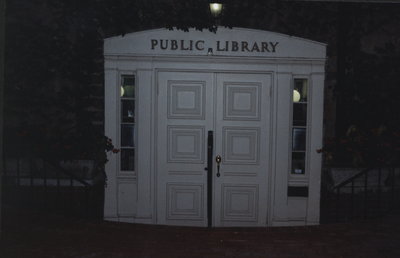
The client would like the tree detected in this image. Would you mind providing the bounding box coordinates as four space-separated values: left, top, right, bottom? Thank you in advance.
0 0 6 233
4 0 400 170
5 0 106 162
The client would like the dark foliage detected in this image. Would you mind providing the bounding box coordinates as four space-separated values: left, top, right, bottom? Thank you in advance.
5 0 108 164
4 0 400 168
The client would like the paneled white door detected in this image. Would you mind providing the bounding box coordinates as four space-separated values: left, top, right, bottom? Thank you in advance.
213 73 271 227
156 71 271 227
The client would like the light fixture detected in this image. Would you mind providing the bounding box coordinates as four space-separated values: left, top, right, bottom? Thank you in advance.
209 2 223 17
293 89 301 102
121 86 125 97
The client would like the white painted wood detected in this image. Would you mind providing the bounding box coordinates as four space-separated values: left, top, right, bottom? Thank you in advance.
136 70 153 219
156 71 213 227
287 198 308 221
117 180 137 216
214 73 271 227
307 72 325 224
156 71 271 227
272 73 291 222
104 28 326 59
103 28 326 227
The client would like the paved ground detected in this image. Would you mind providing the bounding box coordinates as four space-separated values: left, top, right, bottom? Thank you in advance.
1 210 400 257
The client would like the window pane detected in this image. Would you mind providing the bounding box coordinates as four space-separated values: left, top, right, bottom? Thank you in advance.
120 75 135 173
121 100 135 123
121 85 135 98
123 76 135 86
292 152 305 174
294 79 307 102
292 128 306 151
121 149 135 171
121 75 135 98
121 124 135 147
293 103 307 126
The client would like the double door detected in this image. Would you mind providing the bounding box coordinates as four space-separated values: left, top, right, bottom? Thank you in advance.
156 70 271 227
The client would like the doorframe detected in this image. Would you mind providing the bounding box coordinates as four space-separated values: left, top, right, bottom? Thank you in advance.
153 67 275 227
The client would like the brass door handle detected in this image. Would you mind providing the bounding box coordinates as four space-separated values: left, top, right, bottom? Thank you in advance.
216 155 221 177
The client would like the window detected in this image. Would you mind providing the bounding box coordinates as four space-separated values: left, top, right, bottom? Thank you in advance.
120 75 135 172
291 79 308 175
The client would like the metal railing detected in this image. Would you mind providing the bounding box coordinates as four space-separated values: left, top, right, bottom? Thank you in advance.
1 157 104 219
322 167 400 223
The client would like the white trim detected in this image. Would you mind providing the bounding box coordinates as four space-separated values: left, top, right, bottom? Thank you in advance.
105 54 326 65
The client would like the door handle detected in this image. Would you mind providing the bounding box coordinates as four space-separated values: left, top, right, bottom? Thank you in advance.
216 155 222 177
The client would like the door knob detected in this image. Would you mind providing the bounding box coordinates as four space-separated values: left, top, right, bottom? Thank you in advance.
216 155 222 177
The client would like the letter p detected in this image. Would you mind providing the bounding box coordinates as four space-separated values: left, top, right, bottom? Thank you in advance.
151 39 158 50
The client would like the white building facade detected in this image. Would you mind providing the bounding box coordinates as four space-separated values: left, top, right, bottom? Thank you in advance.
104 28 326 227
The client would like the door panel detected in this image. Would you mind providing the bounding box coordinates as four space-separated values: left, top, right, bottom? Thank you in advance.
156 71 213 226
157 71 271 227
214 73 271 227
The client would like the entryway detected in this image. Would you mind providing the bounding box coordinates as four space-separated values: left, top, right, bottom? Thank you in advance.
104 27 326 226
156 70 271 227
